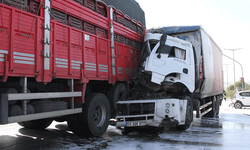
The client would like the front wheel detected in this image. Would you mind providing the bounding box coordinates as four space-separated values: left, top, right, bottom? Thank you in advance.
234 102 242 109
177 96 193 131
108 83 129 118
69 93 110 137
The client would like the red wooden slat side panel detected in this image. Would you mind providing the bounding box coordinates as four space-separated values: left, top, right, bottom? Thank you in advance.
70 28 83 77
84 33 97 78
98 38 109 79
124 46 132 80
53 23 70 77
11 9 38 76
0 6 11 75
116 43 124 81
131 49 139 77
52 21 110 80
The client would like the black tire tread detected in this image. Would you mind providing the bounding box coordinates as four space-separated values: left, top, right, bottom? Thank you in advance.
68 93 110 137
108 83 128 118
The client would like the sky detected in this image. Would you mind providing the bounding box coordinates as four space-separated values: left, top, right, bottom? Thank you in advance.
135 0 250 88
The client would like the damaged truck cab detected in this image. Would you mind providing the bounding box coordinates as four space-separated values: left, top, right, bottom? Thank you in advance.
144 32 195 93
116 32 196 130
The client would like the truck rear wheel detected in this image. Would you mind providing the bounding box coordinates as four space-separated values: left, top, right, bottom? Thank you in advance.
108 83 129 118
22 119 53 130
17 104 35 128
68 93 110 137
177 96 193 130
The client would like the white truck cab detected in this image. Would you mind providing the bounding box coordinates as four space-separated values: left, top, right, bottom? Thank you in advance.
143 32 195 93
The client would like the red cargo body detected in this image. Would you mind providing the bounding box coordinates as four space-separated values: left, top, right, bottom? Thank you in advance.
0 0 144 84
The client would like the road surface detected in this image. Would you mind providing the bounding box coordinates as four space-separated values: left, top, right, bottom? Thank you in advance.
1 100 250 150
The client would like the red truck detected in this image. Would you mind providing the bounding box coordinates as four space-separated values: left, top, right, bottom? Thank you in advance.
0 0 144 136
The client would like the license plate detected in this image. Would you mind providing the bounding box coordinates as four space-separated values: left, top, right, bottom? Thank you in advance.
126 121 146 127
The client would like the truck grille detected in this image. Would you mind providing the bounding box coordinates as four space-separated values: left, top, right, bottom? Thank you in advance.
117 102 155 116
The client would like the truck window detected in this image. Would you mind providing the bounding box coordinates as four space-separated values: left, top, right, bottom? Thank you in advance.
156 45 172 54
174 47 186 60
149 41 158 52
156 46 186 60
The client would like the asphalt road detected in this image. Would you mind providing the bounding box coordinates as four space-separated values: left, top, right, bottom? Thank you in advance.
1 100 250 150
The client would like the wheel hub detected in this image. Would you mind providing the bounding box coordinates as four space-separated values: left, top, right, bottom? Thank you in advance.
93 103 106 127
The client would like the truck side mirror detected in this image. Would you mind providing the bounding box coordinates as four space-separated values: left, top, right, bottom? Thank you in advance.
160 33 167 47
157 33 167 58
157 54 161 58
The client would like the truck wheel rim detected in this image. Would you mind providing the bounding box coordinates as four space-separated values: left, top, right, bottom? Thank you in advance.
94 103 106 127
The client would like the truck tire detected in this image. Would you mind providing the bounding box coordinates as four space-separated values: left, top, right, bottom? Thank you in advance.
23 119 53 130
0 88 18 105
108 83 129 118
9 105 22 116
18 101 67 130
177 96 193 130
30 101 67 113
18 104 35 128
71 93 110 137
67 114 79 133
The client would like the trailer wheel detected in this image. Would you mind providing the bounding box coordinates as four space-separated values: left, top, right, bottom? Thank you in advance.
18 104 35 128
108 83 129 118
23 119 53 130
177 96 193 130
9 105 22 117
73 93 110 137
0 88 18 105
67 114 78 133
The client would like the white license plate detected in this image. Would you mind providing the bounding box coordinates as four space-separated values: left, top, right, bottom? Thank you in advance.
126 121 146 127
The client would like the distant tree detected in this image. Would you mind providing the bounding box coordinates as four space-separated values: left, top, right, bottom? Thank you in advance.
245 83 250 90
228 84 235 90
225 81 250 99
235 81 250 91
226 85 236 99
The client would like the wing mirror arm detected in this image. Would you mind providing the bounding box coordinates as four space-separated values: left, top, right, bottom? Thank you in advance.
157 33 167 59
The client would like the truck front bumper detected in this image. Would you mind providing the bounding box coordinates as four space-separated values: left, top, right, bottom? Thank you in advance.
115 99 187 128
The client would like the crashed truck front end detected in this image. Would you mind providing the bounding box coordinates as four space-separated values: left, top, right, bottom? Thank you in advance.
142 32 195 93
115 33 195 128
